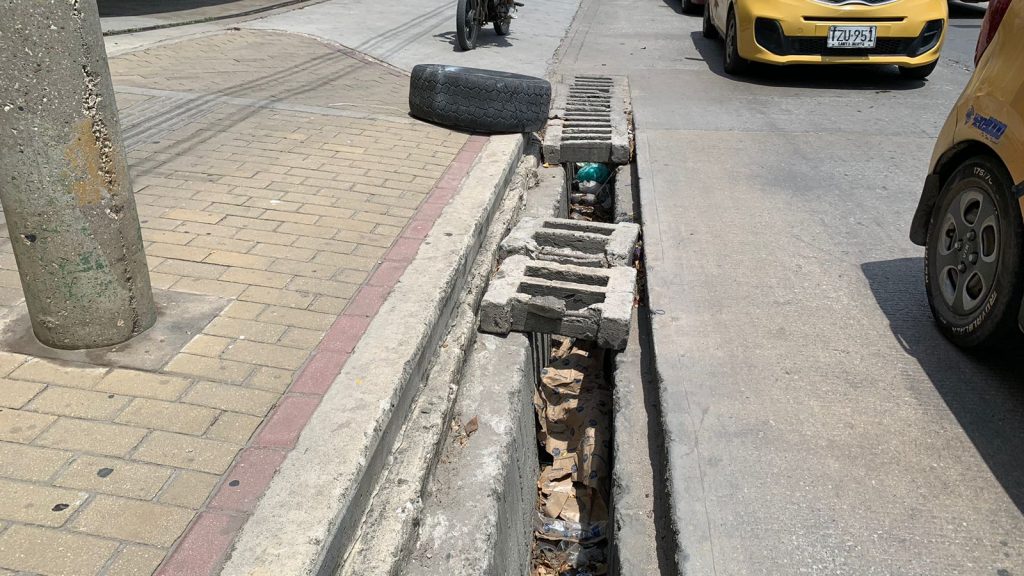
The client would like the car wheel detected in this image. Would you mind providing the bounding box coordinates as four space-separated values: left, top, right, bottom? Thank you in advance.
899 61 938 80
702 2 719 39
925 156 1024 349
682 0 700 15
723 9 749 75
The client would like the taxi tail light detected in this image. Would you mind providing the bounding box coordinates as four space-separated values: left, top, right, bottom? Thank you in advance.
976 0 1013 65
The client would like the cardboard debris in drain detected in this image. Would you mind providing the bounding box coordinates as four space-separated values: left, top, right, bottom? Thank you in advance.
532 339 611 576
535 344 612 490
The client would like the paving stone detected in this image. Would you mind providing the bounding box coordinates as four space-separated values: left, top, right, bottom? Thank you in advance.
116 398 219 435
171 277 248 299
0 408 56 443
277 327 325 350
239 286 315 309
0 353 29 377
165 354 253 385
96 370 192 401
500 217 640 267
479 256 637 350
153 259 228 280
146 243 213 262
106 544 166 576
72 495 194 546
163 208 225 224
212 411 265 448
221 300 266 320
35 419 147 457
246 366 294 393
25 387 131 420
257 306 336 330
309 295 349 315
183 381 278 416
0 525 118 576
204 317 288 344
0 441 71 482
55 455 173 500
219 268 293 289
181 334 234 357
159 470 220 509
132 431 240 474
0 378 45 409
287 277 360 299
205 250 273 270
8 360 107 389
0 478 87 526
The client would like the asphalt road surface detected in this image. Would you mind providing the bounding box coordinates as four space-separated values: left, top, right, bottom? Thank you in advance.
557 1 1023 574
244 0 581 75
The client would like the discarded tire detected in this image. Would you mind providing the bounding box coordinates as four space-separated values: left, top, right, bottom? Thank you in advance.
409 64 551 134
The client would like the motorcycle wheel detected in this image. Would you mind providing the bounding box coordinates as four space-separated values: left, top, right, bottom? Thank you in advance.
456 0 481 51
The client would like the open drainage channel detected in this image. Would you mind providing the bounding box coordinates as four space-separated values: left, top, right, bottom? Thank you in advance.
530 162 625 576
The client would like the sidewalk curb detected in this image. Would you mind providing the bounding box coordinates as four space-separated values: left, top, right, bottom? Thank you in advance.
339 145 533 576
102 0 330 36
219 134 525 576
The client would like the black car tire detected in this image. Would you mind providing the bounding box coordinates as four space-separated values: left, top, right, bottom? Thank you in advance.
702 2 719 39
898 61 938 80
925 156 1024 349
682 0 701 15
409 64 551 134
723 9 750 75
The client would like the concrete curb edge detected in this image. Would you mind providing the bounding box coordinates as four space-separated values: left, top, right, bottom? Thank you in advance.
217 134 525 576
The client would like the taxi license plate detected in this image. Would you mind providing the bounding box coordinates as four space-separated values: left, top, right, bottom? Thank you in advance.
827 26 877 49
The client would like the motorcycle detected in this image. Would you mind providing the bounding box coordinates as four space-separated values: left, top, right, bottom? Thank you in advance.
455 0 517 51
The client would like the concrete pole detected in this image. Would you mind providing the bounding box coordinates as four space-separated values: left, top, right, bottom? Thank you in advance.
0 0 157 349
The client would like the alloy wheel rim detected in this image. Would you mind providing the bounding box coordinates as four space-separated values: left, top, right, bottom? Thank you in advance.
936 186 1001 315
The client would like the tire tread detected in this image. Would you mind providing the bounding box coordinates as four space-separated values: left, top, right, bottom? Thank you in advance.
409 65 551 133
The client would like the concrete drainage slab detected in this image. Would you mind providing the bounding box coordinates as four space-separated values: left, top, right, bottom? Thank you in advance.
479 256 635 350
543 75 632 165
500 217 639 268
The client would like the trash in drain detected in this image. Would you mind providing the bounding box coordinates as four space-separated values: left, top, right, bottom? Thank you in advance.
569 163 614 222
531 337 611 576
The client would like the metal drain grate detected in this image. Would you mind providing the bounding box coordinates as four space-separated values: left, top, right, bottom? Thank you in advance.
543 75 632 165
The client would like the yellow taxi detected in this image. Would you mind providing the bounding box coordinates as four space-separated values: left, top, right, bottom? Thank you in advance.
910 0 1024 348
702 0 948 78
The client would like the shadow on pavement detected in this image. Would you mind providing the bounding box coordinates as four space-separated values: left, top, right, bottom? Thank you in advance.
99 0 244 17
660 0 684 16
949 1 989 19
434 29 514 51
689 30 929 90
862 257 1024 515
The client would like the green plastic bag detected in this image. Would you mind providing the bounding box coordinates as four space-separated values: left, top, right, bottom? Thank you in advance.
576 163 611 184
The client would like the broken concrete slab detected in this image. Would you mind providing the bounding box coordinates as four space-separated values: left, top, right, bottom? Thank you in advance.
479 256 636 350
500 217 639 268
525 163 568 219
614 162 638 225
610 306 675 575
402 332 539 576
543 75 632 165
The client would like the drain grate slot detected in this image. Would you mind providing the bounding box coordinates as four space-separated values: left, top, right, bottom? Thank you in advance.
543 75 632 165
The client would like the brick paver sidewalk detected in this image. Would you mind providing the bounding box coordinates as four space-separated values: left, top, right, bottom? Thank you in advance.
0 29 480 576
